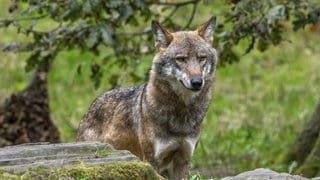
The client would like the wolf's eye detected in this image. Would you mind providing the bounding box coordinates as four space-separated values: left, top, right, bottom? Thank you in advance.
199 56 207 62
175 56 186 62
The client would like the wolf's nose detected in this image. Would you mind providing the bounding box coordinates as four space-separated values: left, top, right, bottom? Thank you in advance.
190 77 203 90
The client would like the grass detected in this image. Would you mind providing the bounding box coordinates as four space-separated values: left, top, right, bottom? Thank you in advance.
1 1 320 178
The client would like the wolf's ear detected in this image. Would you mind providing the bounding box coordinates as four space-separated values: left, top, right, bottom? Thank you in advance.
151 21 173 49
197 16 216 44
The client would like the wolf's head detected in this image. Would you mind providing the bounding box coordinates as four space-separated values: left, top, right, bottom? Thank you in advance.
150 17 218 94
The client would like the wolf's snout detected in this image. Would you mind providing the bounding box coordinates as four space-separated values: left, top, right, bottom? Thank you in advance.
190 77 203 90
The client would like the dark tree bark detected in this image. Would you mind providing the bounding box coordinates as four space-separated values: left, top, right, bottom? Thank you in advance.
0 66 60 147
281 99 320 177
297 133 320 177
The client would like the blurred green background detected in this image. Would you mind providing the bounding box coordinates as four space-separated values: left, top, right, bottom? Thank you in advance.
0 0 319 178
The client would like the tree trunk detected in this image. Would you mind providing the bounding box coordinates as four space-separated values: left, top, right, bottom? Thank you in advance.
297 133 320 177
0 67 60 147
280 99 320 177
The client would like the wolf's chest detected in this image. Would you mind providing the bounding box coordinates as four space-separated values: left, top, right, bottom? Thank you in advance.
151 107 205 136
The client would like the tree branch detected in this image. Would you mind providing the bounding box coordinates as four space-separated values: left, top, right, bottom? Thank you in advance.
120 1 200 37
183 1 198 29
162 6 179 24
154 0 200 6
0 14 47 23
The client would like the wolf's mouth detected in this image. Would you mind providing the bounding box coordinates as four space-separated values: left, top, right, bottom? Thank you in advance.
179 80 201 92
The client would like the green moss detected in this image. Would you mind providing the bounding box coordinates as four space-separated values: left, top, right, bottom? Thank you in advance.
94 147 112 158
0 161 10 166
2 161 162 180
0 170 20 180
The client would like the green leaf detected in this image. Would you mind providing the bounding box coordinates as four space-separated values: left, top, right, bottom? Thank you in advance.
82 1 92 14
133 0 148 10
105 0 124 8
25 51 41 72
257 38 269 52
267 5 286 24
26 20 37 35
100 24 114 46
270 28 282 45
77 64 82 75
90 63 103 89
87 28 100 48
119 4 133 22
292 11 307 31
308 8 320 24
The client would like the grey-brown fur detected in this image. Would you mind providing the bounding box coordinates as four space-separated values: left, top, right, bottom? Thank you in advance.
77 17 218 180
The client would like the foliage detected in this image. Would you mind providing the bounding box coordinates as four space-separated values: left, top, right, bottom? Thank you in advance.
0 0 319 87
217 0 320 63
1 0 154 87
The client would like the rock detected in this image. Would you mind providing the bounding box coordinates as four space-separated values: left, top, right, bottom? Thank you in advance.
0 142 162 179
222 168 320 180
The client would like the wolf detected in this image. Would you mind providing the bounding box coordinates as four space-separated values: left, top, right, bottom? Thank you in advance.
77 16 218 179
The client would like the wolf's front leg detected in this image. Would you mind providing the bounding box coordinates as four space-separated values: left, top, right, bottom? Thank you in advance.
171 156 190 180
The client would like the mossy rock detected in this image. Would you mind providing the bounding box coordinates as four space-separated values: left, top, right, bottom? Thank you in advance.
221 168 318 180
1 161 161 180
0 142 162 179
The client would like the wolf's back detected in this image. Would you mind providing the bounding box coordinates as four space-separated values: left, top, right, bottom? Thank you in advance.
77 85 144 141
